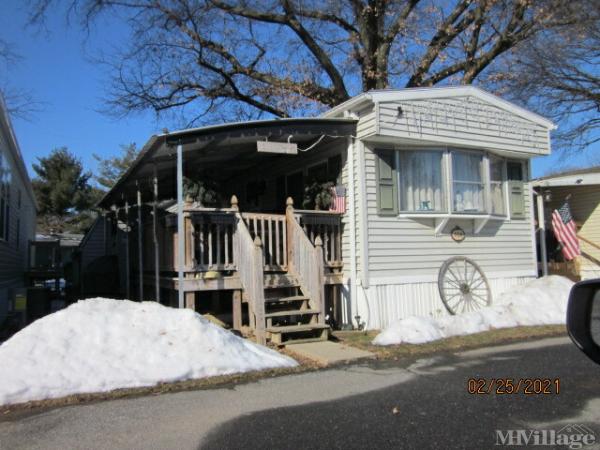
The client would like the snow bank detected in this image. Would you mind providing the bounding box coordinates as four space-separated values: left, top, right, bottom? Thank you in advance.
373 276 573 346
0 298 297 405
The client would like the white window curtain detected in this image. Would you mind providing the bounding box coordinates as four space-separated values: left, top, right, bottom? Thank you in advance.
399 150 444 212
489 156 505 215
452 152 484 213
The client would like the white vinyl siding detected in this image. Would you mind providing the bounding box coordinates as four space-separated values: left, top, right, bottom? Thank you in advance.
375 96 549 155
355 106 377 140
0 124 37 320
365 276 533 329
363 144 535 279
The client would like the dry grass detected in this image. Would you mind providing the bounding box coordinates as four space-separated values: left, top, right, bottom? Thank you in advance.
332 324 567 360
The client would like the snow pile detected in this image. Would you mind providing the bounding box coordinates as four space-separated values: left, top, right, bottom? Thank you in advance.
373 276 573 346
0 298 297 405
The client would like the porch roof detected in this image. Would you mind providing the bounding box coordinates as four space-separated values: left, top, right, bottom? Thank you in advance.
99 118 357 209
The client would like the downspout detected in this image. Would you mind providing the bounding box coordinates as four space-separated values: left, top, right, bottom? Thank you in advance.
357 139 370 289
356 139 372 330
346 135 358 327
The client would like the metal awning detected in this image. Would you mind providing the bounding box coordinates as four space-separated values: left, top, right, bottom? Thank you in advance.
98 118 357 209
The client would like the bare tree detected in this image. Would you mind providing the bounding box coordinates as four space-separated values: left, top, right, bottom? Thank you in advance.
505 3 599 150
0 37 44 120
29 0 584 122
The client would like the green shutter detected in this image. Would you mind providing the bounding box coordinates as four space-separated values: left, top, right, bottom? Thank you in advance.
509 180 525 219
376 150 398 216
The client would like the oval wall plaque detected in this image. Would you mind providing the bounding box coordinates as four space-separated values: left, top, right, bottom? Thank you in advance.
451 226 466 242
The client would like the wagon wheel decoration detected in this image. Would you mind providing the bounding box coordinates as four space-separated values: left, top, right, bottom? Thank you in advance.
437 256 492 315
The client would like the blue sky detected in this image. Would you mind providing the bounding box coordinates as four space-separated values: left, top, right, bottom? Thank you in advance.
1 1 597 182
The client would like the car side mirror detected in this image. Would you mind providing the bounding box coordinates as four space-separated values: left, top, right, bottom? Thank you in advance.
567 279 600 365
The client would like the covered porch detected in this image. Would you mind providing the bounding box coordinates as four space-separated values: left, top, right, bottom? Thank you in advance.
97 118 356 344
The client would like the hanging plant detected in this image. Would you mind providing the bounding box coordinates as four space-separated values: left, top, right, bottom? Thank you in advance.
183 176 221 207
302 181 334 210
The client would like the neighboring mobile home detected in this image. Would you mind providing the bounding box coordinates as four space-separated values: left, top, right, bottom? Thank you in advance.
92 86 555 344
0 96 37 321
533 167 600 281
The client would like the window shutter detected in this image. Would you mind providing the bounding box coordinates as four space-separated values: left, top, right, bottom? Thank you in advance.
509 180 525 219
376 150 398 216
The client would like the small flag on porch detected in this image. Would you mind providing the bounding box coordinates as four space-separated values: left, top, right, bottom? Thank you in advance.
551 200 580 261
329 185 346 213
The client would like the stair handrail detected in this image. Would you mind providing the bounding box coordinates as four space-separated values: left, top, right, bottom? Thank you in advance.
232 197 266 345
286 198 325 323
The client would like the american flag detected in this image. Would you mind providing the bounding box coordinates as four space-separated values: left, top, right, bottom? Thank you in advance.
551 201 580 261
329 185 346 213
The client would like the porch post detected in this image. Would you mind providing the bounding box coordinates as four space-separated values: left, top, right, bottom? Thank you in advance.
177 142 185 308
137 183 144 301
232 290 242 330
153 165 160 302
314 236 325 324
124 199 131 299
536 190 548 277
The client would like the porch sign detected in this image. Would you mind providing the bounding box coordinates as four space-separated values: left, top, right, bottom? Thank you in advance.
257 141 298 155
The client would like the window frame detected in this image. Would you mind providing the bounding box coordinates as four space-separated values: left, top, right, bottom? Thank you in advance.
449 149 487 215
396 148 446 214
381 147 510 222
488 154 508 217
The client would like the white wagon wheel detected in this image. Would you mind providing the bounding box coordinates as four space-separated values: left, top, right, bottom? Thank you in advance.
437 256 492 315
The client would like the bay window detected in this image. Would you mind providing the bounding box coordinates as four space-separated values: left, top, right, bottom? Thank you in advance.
377 148 514 220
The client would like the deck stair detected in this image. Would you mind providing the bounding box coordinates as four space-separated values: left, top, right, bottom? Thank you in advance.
262 272 329 345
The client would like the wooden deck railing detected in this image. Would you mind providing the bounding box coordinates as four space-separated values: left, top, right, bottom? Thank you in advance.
233 212 266 344
191 211 237 271
294 209 342 270
242 212 287 270
286 199 325 323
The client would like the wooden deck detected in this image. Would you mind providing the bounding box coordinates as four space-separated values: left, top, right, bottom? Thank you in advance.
142 196 343 344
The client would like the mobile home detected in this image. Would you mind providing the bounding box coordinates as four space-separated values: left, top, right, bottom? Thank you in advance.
0 96 37 321
93 86 555 343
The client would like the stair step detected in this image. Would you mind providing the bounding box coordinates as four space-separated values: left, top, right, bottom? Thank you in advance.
264 295 309 304
263 274 299 288
266 323 330 333
264 309 319 318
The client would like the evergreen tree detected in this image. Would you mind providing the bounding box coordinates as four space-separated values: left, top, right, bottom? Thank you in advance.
93 143 138 191
32 147 97 233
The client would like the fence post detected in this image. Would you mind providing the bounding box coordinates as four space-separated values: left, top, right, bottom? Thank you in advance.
314 235 326 325
253 236 266 345
285 197 294 268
